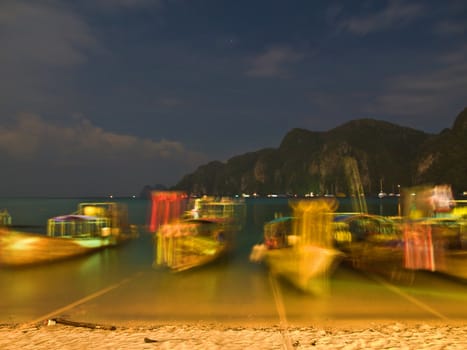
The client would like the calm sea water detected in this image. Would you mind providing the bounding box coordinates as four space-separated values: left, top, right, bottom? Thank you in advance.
0 196 400 262
0 197 150 228
0 196 407 324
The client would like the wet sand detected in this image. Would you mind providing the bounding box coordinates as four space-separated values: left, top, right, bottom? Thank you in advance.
1 319 466 349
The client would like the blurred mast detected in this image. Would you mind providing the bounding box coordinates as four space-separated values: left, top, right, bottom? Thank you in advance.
343 157 368 213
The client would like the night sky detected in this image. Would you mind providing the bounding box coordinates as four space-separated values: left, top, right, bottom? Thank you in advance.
1 0 466 197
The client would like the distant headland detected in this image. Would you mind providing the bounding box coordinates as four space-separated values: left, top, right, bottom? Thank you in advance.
143 107 467 198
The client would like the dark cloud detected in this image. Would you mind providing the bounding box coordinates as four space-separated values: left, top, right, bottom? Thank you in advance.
0 0 466 196
0 0 103 120
365 46 467 129
245 47 305 78
95 0 157 8
434 20 467 36
338 0 425 35
0 1 99 67
0 114 208 196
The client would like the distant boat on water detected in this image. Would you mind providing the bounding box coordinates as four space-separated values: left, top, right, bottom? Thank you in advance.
0 202 138 267
378 179 387 198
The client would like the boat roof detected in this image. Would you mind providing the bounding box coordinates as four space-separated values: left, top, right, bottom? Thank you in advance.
267 216 294 224
49 214 101 222
333 213 397 224
184 218 221 225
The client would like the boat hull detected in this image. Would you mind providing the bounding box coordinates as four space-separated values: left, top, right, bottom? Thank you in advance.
264 245 344 294
154 219 232 272
157 235 229 272
0 228 124 267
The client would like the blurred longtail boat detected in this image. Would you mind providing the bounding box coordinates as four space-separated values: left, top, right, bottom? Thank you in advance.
250 198 344 294
332 213 410 281
154 218 232 272
331 188 467 282
398 186 467 280
150 193 245 272
0 202 138 267
0 208 12 226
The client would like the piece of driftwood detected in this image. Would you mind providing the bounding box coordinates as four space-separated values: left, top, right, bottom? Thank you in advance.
50 318 116 330
144 337 158 343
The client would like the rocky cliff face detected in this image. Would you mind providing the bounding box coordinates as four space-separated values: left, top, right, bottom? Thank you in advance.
172 108 467 196
413 108 467 192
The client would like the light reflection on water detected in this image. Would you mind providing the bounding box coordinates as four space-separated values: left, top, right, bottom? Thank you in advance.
3 197 464 325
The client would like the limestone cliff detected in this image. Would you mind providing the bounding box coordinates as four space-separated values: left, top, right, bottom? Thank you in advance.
172 108 467 196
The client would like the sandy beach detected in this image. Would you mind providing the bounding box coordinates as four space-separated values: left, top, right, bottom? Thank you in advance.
1 320 466 350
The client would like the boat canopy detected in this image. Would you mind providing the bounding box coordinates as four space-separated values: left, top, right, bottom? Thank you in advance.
47 215 112 238
0 208 12 226
49 214 99 222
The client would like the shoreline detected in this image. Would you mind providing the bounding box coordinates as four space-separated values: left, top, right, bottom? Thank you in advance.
2 319 466 349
